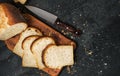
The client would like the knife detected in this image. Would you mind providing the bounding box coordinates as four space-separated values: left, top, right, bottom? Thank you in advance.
14 2 81 36
25 5 82 36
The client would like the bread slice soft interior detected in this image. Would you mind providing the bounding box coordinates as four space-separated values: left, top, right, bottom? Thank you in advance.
43 45 74 69
31 37 55 69
13 27 42 57
22 36 39 68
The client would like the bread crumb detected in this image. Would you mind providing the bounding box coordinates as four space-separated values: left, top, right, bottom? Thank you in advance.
40 73 44 76
67 66 71 74
85 48 93 55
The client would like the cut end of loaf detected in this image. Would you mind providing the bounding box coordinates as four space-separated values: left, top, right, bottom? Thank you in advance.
0 23 27 40
0 3 26 25
0 5 9 33
0 3 27 40
43 45 74 69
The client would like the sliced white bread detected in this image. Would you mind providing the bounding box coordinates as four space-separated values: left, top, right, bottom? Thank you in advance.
43 45 74 69
0 3 27 40
13 27 42 57
31 37 55 69
22 36 39 68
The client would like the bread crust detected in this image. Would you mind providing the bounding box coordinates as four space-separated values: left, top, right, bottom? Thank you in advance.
0 3 26 25
30 36 55 51
42 44 56 68
22 35 40 50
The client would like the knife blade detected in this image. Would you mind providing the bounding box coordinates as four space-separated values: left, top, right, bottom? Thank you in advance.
25 5 57 25
25 5 81 36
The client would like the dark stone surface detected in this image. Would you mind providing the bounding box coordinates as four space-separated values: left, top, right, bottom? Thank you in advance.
0 0 120 76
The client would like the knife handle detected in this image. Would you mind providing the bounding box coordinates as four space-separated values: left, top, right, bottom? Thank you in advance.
55 19 82 36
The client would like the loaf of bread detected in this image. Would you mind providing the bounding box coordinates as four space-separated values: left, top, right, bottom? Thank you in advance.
0 3 27 40
31 37 55 69
43 45 74 69
13 27 42 57
22 36 39 68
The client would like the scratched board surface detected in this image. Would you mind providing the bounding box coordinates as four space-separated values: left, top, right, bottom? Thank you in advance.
0 0 120 76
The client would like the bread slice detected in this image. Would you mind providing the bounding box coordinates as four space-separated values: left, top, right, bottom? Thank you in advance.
31 37 55 69
22 36 39 68
13 27 42 57
0 3 27 40
43 45 74 69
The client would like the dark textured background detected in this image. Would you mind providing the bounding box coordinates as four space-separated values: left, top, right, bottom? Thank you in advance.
0 0 120 76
